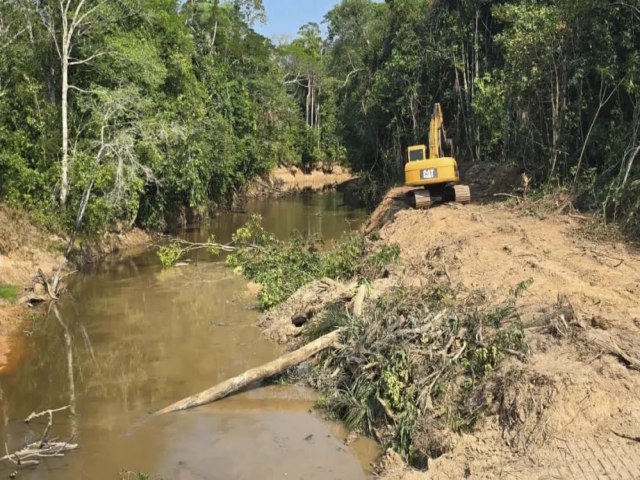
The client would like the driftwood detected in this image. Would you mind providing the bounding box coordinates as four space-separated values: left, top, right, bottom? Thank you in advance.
0 406 77 468
19 268 69 306
155 329 343 414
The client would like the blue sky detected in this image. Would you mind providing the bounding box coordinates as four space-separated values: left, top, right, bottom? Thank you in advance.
254 0 340 41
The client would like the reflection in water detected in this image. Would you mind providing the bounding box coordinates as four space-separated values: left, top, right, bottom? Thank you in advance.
0 193 377 479
51 304 78 436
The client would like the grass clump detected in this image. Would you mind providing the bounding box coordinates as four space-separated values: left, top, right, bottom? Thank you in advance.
309 283 530 468
0 284 19 301
227 214 399 310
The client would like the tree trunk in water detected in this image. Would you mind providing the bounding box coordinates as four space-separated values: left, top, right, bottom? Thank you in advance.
154 329 343 414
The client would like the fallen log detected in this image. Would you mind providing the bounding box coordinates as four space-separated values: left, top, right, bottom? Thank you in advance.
155 328 343 414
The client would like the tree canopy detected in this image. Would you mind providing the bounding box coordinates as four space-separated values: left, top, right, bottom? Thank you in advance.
0 0 303 231
320 0 640 234
0 0 638 235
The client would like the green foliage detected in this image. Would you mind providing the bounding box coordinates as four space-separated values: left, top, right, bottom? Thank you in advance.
119 472 151 480
226 215 399 310
361 244 400 278
303 303 351 342
319 233 364 280
0 0 304 234
2 0 637 238
227 215 322 309
320 0 640 234
511 277 534 298
0 284 19 301
157 242 183 269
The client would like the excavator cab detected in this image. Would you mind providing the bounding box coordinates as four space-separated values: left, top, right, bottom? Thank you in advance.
407 145 427 162
404 103 470 208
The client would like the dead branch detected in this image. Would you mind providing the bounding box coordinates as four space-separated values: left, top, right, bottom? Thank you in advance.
340 67 363 88
25 405 72 447
1 441 78 467
161 238 238 254
1 405 77 468
611 430 640 443
352 284 367 318
24 406 71 424
155 328 343 414
589 335 640 371
493 193 521 200
588 249 625 268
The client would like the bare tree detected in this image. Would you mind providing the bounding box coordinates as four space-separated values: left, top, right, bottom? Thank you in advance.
573 73 624 187
39 0 107 206
50 86 162 291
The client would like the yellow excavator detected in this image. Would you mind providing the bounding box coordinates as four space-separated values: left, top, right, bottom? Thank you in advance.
404 103 471 208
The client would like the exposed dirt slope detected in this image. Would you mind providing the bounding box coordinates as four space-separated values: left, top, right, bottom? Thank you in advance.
246 165 355 197
0 206 66 287
368 189 640 479
376 191 639 329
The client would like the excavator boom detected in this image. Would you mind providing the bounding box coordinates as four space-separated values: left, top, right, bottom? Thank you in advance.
429 103 443 159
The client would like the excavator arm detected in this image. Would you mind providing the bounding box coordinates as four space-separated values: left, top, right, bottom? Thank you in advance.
429 103 454 159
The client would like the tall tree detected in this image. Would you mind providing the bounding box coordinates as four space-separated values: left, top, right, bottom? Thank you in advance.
39 0 109 206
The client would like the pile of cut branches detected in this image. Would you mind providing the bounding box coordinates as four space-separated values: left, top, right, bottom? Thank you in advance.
306 283 530 468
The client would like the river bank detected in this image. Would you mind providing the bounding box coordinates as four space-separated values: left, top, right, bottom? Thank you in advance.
0 163 357 375
0 204 152 373
251 188 640 479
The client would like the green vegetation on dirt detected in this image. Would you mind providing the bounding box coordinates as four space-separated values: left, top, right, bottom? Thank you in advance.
226 214 400 310
119 472 153 480
0 284 19 301
219 214 534 467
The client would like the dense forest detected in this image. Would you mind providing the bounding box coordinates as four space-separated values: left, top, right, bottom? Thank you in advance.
0 0 638 234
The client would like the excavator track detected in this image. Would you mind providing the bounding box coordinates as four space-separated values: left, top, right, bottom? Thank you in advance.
453 184 471 204
410 190 431 209
408 184 471 209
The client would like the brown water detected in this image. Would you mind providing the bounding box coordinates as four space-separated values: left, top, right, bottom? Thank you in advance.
0 192 377 479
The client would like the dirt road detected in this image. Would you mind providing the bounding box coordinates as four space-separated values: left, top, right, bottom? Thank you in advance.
366 189 640 479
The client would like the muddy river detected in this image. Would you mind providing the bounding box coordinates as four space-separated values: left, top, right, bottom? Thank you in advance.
0 192 378 479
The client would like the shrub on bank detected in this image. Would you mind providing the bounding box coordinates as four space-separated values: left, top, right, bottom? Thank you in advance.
226 214 535 469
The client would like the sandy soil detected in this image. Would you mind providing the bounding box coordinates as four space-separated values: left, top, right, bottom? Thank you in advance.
246 164 356 196
374 192 640 329
0 206 66 287
364 189 640 479
258 181 640 479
